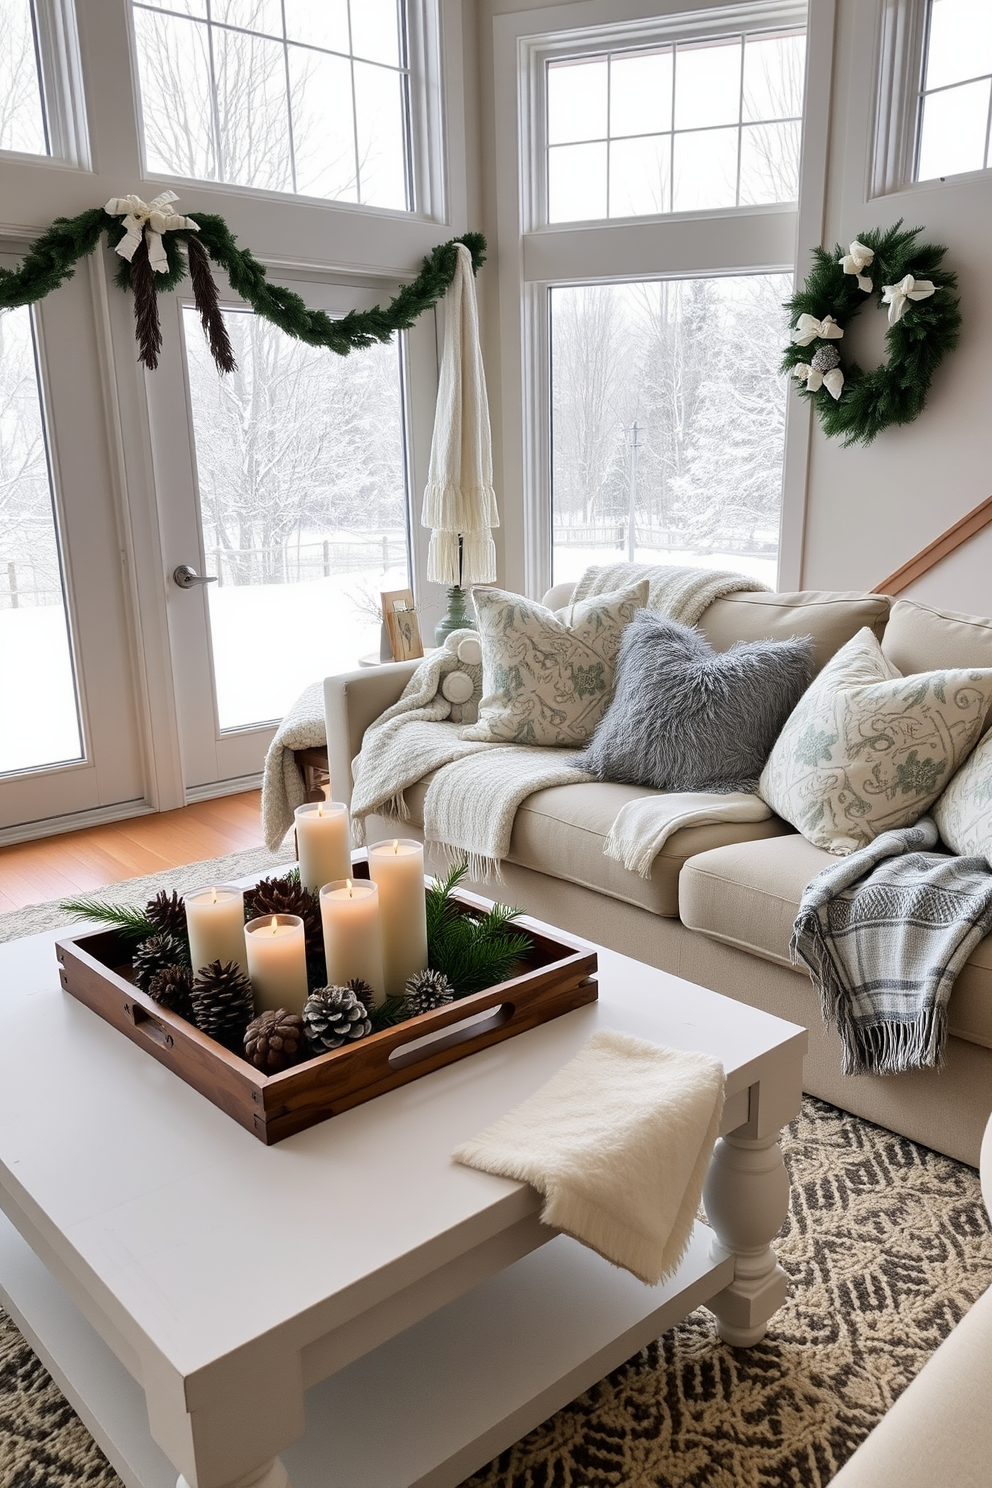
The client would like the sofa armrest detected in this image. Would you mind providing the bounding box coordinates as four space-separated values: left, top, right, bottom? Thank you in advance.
323 662 420 809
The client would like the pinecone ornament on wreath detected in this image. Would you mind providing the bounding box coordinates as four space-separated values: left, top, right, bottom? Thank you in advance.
245 875 322 951
244 1008 307 1073
303 986 372 1053
132 934 188 991
404 969 455 1017
144 889 188 943
190 960 255 1051
811 343 841 372
147 964 193 1019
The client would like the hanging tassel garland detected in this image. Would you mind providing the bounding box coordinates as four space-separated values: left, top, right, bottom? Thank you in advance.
186 234 237 374
129 236 163 371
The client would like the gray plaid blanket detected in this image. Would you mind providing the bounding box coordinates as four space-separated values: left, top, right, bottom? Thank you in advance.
791 817 992 1075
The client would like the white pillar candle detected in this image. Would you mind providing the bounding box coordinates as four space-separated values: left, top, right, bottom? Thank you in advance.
294 800 352 895
184 884 247 977
320 879 385 1006
244 914 309 1015
367 839 429 1000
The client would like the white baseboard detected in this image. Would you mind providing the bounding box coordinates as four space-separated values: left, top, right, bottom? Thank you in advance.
0 798 151 848
184 772 262 804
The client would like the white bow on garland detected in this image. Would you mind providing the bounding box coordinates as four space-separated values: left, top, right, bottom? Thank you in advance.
104 190 199 275
791 313 844 346
793 361 845 400
838 240 874 292
881 273 936 325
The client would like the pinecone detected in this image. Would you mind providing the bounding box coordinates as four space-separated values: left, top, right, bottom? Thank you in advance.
147 964 193 1019
190 960 255 1051
244 1008 307 1073
347 978 378 1017
245 875 321 953
145 889 188 942
404 969 455 1017
132 934 187 991
811 344 841 372
303 986 372 1053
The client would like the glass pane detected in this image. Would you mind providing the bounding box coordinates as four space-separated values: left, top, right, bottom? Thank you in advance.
284 0 349 52
550 275 790 589
548 142 608 222
354 59 408 208
739 120 800 203
672 127 739 211
182 308 411 731
925 0 992 90
547 57 608 144
673 38 742 130
742 31 806 122
213 26 292 191
0 0 47 154
134 10 217 179
289 48 357 200
609 49 672 136
210 0 283 31
350 0 401 68
609 135 671 217
140 0 208 15
918 78 990 177
0 307 82 774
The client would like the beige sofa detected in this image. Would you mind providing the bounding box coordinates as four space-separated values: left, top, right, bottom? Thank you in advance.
325 588 992 1168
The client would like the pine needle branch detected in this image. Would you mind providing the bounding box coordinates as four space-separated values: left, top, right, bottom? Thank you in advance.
59 896 158 943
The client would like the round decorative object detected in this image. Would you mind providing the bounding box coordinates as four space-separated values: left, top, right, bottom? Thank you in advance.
145 889 188 942
347 978 377 1017
244 1008 307 1073
303 985 372 1053
441 670 475 705
132 934 187 991
783 220 960 446
404 969 455 1018
190 960 255 1051
456 635 483 666
147 964 193 1019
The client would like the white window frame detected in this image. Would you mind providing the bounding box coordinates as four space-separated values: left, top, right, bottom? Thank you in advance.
0 0 90 168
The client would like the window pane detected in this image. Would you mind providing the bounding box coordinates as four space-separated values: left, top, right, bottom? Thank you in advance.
548 142 608 222
210 0 282 31
0 308 82 774
609 135 671 217
134 10 217 179
183 309 411 731
213 26 292 191
354 60 408 209
673 39 742 130
739 120 800 203
918 78 991 177
610 49 672 136
547 57 608 144
743 31 806 121
284 0 349 52
672 127 739 211
289 48 358 200
925 0 992 90
550 276 790 589
0 0 47 155
350 0 401 68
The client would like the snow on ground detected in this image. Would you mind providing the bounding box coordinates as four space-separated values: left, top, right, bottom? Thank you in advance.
551 545 778 588
0 605 82 774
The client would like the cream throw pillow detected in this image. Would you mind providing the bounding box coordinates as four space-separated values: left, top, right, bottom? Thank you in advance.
933 728 992 863
461 581 649 746
759 627 992 854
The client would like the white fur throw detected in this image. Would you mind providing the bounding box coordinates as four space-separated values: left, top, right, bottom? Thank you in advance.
453 1030 725 1285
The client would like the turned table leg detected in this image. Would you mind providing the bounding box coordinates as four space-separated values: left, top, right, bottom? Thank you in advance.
702 1130 791 1347
178 1460 292 1488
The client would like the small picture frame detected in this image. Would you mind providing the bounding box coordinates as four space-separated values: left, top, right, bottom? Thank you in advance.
381 588 424 662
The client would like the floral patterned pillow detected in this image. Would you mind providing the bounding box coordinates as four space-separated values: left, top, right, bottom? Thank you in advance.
759 627 992 854
933 728 992 863
460 581 649 747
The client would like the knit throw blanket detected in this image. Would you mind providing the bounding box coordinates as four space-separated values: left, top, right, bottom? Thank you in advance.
261 680 326 851
571 561 767 620
791 817 992 1075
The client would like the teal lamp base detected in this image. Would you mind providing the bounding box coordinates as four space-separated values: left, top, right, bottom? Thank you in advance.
434 586 475 647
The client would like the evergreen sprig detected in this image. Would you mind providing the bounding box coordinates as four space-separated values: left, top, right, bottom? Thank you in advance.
426 862 533 997
783 220 961 447
58 895 159 944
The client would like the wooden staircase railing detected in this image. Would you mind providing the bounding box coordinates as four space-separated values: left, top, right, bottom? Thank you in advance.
873 493 992 596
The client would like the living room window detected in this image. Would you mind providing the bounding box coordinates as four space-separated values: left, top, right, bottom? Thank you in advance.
0 0 49 155
917 0 992 179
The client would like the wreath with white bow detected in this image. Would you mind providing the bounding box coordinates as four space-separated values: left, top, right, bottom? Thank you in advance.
782 220 960 447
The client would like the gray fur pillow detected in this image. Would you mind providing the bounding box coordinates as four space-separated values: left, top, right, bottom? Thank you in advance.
578 613 815 793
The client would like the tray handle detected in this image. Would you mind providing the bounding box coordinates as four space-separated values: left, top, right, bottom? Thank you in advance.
388 1002 515 1070
122 999 175 1051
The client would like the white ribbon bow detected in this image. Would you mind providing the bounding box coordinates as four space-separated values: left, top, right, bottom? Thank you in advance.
792 313 844 347
793 362 845 400
839 240 874 293
104 190 198 275
881 273 936 326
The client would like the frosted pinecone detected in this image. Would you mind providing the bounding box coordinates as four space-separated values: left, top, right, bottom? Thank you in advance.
811 344 841 372
347 978 378 1018
303 986 372 1053
404 969 455 1017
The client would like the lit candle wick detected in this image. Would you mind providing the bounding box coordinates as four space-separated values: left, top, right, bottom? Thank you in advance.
392 839 399 854
346 877 354 898
269 916 278 935
211 887 218 904
317 801 324 817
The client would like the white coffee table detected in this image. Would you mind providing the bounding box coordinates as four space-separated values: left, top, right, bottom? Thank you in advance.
0 913 805 1488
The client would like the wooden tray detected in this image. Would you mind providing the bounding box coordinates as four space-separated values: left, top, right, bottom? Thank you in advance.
55 881 598 1144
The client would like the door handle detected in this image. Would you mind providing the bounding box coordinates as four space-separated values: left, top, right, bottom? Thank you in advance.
173 564 218 589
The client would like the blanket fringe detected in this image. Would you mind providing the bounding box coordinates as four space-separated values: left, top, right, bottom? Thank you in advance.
429 836 504 884
352 795 409 847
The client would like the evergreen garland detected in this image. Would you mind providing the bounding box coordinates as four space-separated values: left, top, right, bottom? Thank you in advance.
59 895 159 944
426 862 533 997
0 205 486 370
782 221 960 447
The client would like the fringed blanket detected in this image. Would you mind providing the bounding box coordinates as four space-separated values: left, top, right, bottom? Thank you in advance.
791 817 992 1075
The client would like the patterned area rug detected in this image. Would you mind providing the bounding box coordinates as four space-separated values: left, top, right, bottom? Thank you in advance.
2 1094 990 1487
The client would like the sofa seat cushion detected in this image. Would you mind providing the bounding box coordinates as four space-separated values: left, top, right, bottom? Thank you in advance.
402 778 794 917
679 835 992 1049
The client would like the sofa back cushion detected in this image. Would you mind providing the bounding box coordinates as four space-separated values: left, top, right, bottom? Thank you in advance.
882 599 992 674
698 590 890 670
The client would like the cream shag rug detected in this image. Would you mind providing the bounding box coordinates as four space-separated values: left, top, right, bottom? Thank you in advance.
1 857 991 1486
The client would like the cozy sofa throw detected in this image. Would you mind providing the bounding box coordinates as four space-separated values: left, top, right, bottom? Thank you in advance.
460 581 649 747
760 627 992 854
578 614 815 793
933 727 992 865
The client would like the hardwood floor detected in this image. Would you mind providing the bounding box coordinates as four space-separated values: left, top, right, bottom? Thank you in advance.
0 791 265 913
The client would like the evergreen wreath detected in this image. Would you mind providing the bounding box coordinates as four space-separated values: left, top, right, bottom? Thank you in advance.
782 220 960 447
0 194 486 374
